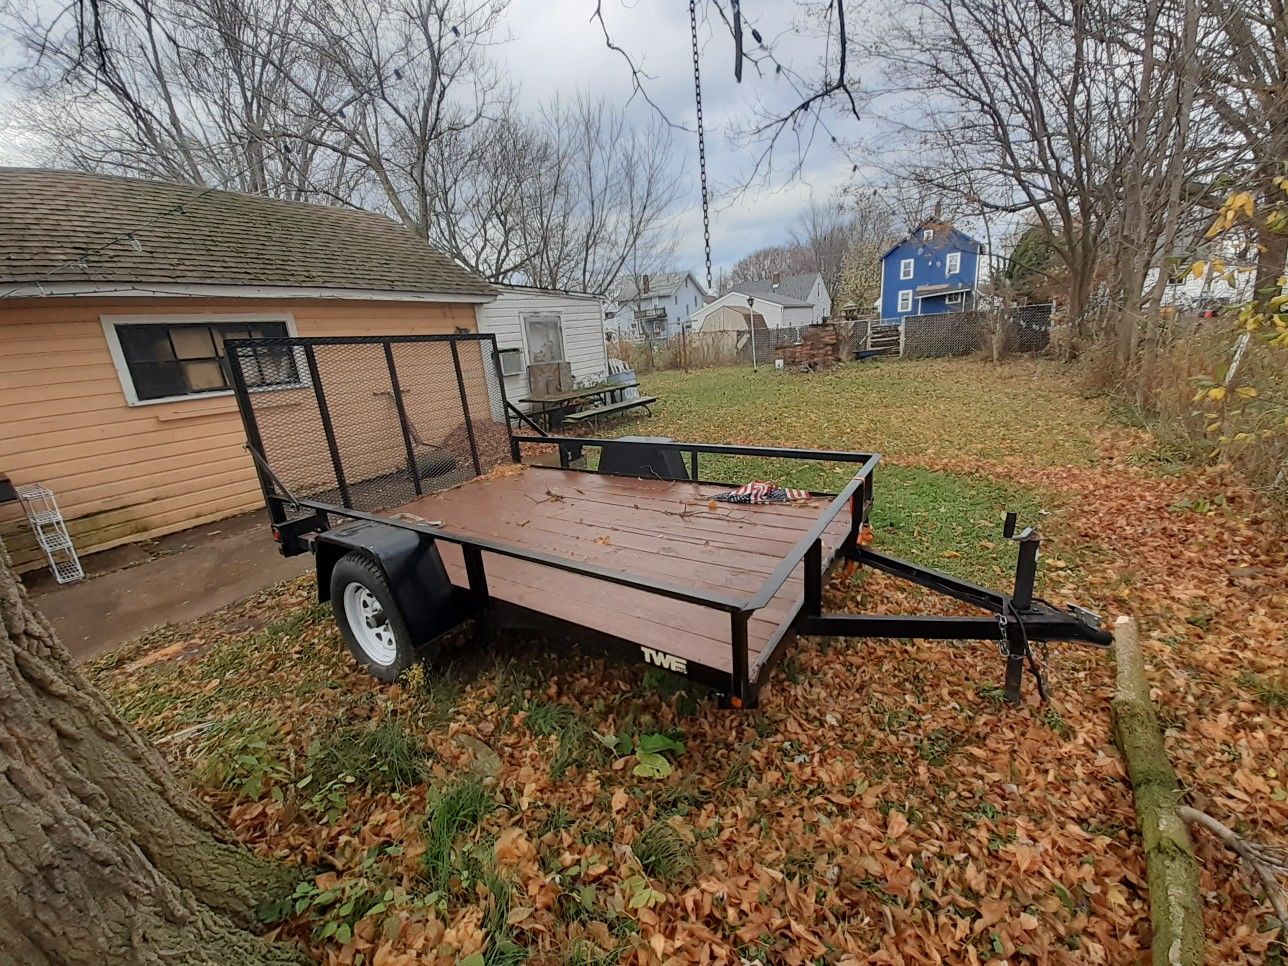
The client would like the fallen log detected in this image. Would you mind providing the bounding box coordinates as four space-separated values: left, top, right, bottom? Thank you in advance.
1110 615 1205 966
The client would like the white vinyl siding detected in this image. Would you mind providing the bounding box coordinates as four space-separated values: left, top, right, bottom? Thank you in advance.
897 290 913 313
477 288 609 407
900 258 914 280
946 252 961 275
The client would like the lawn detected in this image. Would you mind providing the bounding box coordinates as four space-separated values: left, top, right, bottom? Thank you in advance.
89 357 1286 964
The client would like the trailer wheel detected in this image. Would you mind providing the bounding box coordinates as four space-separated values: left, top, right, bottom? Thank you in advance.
330 552 416 683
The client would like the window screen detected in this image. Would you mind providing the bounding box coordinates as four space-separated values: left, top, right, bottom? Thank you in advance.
116 320 295 401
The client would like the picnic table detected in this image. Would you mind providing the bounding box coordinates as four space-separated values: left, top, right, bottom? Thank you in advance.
518 380 643 428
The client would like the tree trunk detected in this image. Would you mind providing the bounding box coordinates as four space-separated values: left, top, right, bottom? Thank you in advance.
0 545 305 964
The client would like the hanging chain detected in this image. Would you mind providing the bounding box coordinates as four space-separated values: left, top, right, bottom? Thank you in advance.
690 0 713 293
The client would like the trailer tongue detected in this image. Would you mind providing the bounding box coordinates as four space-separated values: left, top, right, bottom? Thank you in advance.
227 333 1109 708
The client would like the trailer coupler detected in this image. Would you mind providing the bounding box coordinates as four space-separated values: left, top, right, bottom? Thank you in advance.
796 512 1111 704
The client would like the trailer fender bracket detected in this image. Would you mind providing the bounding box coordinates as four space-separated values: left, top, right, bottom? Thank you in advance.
315 520 468 649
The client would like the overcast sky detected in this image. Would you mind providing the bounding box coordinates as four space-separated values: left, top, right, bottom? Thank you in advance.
498 0 866 277
0 0 873 278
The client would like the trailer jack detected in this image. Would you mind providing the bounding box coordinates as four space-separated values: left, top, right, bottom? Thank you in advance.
794 512 1111 704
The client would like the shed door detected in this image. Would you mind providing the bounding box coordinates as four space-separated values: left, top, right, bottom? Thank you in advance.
524 312 566 364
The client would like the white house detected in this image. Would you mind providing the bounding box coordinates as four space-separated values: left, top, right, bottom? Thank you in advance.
476 284 610 408
1145 234 1260 313
731 272 832 324
606 271 708 339
691 290 816 332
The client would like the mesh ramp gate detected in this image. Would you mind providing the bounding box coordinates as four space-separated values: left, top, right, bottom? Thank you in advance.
225 334 513 517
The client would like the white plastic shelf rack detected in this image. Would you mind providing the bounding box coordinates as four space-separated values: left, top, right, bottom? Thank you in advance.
15 484 84 584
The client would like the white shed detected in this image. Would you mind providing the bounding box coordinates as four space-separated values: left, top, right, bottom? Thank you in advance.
476 285 610 410
691 291 815 331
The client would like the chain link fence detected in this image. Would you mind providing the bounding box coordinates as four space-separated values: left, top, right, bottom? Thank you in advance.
607 308 1052 373
901 304 1053 359
608 320 873 373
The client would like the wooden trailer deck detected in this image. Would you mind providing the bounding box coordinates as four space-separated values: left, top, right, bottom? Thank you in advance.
391 466 852 676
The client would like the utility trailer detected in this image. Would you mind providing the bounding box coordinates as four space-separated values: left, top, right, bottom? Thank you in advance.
227 333 1110 707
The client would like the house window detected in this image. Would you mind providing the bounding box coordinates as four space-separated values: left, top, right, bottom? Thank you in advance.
946 291 964 305
523 311 566 364
946 252 961 275
897 290 913 313
109 318 296 403
900 258 914 280
923 229 934 242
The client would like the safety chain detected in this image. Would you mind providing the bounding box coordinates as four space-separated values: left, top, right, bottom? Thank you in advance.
690 0 713 293
995 604 1010 659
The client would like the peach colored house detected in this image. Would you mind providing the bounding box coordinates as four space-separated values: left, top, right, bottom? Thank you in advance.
0 168 496 571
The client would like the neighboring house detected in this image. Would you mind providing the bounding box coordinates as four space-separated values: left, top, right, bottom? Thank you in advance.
606 271 708 339
477 284 609 407
730 272 832 325
690 290 815 331
0 167 497 571
1149 234 1259 313
879 221 984 322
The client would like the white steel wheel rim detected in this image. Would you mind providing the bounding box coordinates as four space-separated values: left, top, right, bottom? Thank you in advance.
342 582 397 665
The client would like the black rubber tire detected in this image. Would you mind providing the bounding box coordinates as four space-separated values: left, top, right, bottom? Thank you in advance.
329 552 417 683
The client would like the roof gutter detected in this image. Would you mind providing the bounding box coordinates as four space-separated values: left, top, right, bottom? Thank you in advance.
0 281 497 304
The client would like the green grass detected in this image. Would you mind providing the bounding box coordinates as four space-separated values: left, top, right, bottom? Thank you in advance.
870 465 1042 584
524 700 577 737
632 820 696 883
622 358 1104 467
306 719 427 793
590 360 1065 586
422 777 498 892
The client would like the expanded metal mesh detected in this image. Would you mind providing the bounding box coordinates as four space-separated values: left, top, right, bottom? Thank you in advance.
226 335 512 515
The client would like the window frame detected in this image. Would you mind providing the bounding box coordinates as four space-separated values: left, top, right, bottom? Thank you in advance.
946 251 961 275
899 258 914 280
101 312 300 407
945 290 965 305
897 290 913 313
521 310 567 365
923 229 934 242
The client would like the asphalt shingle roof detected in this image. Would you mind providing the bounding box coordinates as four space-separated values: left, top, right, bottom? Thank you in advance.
731 272 822 306
614 271 705 301
0 167 495 297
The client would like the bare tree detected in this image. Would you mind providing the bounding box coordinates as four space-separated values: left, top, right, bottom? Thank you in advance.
789 199 853 296
1194 0 1288 294
864 0 1222 373
727 244 815 288
8 0 346 199
833 191 899 312
518 96 680 295
271 0 509 235
594 0 866 189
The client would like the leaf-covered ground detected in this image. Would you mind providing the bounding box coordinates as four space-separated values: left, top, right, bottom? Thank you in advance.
88 357 1286 964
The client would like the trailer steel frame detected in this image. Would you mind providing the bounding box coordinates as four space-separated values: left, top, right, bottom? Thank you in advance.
227 333 1110 707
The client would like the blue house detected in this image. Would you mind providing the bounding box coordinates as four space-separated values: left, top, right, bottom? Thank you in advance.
879 220 984 322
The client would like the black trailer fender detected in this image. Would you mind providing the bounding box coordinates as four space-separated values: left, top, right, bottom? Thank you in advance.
314 520 468 648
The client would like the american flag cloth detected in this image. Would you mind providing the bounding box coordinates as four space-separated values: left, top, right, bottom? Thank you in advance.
714 481 812 504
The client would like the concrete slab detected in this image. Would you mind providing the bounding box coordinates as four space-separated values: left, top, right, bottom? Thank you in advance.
26 512 310 663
